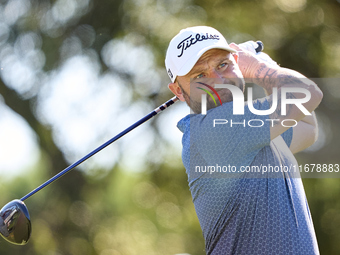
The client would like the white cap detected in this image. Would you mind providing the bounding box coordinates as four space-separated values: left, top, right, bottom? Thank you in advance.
165 26 236 83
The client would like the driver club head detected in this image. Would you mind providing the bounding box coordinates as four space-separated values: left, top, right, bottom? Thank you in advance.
0 199 31 245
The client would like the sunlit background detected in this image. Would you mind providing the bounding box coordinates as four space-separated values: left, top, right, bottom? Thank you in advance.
0 0 340 254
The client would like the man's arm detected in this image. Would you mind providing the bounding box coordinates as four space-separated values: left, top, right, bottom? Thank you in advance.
255 65 319 153
290 112 318 154
254 65 322 142
253 64 320 154
230 43 323 151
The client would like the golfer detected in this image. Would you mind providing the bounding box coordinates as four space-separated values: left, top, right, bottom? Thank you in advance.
165 26 322 254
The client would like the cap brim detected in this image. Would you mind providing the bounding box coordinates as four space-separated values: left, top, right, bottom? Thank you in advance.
177 45 237 77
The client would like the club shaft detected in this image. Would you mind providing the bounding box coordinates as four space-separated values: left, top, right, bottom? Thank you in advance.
20 96 179 201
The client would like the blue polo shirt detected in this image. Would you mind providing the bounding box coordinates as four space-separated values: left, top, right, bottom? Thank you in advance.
177 98 319 255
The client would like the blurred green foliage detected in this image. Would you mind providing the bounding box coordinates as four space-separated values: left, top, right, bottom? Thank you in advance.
0 0 340 254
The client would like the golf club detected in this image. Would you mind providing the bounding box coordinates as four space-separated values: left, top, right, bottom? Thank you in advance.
0 40 264 246
0 96 179 245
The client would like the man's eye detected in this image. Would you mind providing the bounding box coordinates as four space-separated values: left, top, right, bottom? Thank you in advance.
219 63 228 69
195 73 204 79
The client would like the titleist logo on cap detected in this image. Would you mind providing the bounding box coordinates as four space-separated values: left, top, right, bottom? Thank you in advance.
177 33 220 57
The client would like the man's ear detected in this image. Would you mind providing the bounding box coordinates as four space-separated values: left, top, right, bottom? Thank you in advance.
168 82 186 102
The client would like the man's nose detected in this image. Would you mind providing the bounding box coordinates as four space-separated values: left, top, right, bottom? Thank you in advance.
208 70 224 86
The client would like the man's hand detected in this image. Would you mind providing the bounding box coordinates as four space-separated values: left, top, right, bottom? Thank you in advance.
229 42 263 81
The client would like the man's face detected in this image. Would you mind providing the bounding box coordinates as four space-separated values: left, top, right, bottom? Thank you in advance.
171 49 245 114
